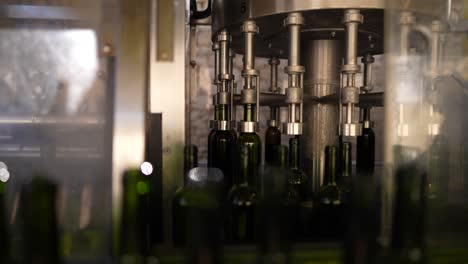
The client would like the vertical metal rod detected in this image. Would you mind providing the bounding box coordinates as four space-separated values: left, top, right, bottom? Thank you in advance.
256 76 260 124
345 19 359 66
430 21 441 78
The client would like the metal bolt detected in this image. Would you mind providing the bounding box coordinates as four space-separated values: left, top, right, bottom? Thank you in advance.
163 147 172 155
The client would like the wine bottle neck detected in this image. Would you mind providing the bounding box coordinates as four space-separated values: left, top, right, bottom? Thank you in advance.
274 145 288 169
239 143 258 185
289 137 300 169
219 105 228 121
340 142 352 178
325 146 338 184
244 104 255 122
363 108 371 121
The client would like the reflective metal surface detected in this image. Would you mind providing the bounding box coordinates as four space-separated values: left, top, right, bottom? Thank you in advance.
112 0 150 250
302 39 340 192
150 0 186 245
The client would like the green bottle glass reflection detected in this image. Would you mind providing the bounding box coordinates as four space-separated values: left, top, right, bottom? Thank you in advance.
21 176 60 264
208 105 236 190
208 105 220 166
172 145 199 246
317 146 345 240
426 135 448 201
0 179 10 263
227 121 260 243
357 109 375 175
119 169 150 263
339 141 352 196
287 137 307 202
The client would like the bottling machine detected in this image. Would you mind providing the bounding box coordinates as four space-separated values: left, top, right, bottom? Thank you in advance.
0 0 466 263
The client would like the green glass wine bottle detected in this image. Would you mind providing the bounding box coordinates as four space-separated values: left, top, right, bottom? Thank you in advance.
265 108 281 166
317 145 345 240
21 176 60 264
426 135 448 201
357 109 375 175
0 179 10 263
185 168 223 264
172 145 199 246
226 136 260 243
208 105 220 167
257 145 291 264
287 137 307 202
119 169 150 263
208 105 236 190
339 141 353 196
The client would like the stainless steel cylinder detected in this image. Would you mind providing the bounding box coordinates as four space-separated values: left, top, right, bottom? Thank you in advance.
212 42 220 85
289 24 301 69
399 12 415 56
269 57 280 92
303 39 341 193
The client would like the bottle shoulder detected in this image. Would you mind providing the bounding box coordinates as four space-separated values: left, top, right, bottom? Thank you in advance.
238 132 261 144
212 130 236 141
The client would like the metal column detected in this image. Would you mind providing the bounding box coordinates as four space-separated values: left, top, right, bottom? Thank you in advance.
302 39 341 193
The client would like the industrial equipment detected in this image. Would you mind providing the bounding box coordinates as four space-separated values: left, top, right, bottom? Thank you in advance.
0 0 466 263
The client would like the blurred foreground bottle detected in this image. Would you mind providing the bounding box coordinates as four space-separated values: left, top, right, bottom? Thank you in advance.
391 146 427 264
226 143 259 243
119 169 150 263
344 151 379 264
184 167 224 264
0 174 10 263
21 176 60 264
317 145 345 240
173 145 199 246
257 145 291 264
426 135 448 201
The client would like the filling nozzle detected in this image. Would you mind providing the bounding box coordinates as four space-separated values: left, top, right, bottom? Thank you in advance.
210 30 236 131
283 12 305 136
427 20 447 136
239 20 260 133
267 57 280 128
360 54 375 129
339 9 363 137
396 11 416 137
